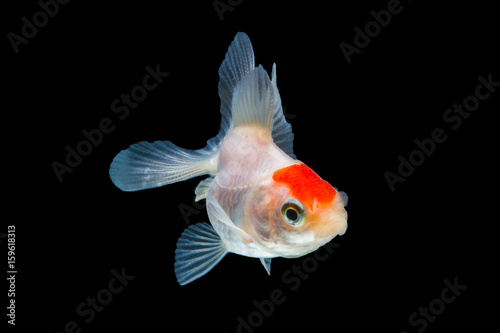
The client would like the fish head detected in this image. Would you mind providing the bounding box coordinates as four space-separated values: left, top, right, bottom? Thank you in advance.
244 163 348 258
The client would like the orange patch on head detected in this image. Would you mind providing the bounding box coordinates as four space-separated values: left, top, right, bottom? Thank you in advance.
272 164 336 208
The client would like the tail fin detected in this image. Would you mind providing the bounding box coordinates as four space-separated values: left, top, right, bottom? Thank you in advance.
218 32 295 157
109 140 218 192
231 65 275 131
213 32 256 145
110 33 255 192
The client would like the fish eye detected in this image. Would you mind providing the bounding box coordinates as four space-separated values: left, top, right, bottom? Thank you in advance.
281 199 305 227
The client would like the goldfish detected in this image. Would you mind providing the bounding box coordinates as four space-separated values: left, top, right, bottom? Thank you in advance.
109 32 348 285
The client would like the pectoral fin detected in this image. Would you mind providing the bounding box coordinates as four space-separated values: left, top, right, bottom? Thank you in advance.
206 196 275 258
195 175 215 202
174 222 228 286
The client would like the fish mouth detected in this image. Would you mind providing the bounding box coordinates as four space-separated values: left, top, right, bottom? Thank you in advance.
315 218 347 239
325 190 348 236
312 197 348 239
331 218 347 236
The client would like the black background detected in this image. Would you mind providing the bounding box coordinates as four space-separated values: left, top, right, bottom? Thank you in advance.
4 0 498 332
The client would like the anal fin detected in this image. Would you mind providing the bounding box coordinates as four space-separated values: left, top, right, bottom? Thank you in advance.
174 222 228 285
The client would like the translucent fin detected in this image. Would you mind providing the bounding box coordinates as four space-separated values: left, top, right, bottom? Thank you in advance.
270 63 295 158
194 176 215 202
109 140 218 192
231 65 274 132
174 222 228 286
216 33 294 156
260 258 272 275
206 196 253 245
110 33 295 193
217 32 255 140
